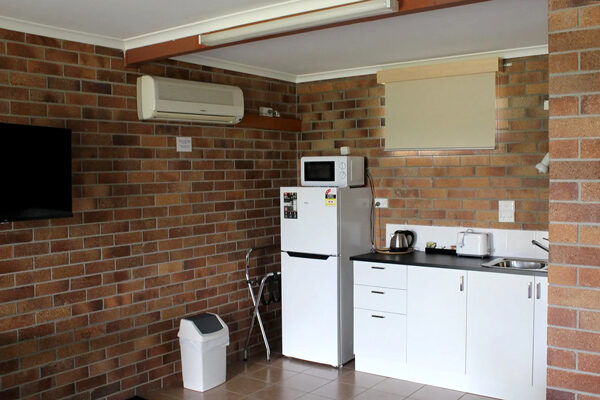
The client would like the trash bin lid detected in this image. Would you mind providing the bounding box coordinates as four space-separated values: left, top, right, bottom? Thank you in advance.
186 313 223 334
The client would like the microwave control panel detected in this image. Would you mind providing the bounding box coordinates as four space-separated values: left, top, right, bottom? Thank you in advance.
283 192 297 219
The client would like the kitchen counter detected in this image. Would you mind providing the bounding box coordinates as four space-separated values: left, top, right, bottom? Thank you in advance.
350 251 548 276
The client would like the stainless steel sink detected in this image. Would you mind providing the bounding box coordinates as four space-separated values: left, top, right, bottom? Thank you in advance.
481 258 547 271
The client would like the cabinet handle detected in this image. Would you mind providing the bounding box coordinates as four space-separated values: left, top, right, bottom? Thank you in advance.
371 290 385 295
528 282 533 299
371 314 385 319
536 282 541 300
371 266 385 270
459 275 464 292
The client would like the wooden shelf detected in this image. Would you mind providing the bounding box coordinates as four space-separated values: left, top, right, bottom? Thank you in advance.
236 114 301 132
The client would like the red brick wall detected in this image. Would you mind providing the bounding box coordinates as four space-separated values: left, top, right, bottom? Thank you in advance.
547 2 600 399
297 55 549 246
0 28 297 400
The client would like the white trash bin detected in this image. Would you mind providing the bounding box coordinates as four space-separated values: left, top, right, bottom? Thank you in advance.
178 313 229 392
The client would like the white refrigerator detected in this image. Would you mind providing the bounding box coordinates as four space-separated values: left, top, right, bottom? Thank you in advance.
280 186 371 367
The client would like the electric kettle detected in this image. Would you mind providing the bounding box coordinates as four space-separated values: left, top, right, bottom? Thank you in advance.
390 230 415 252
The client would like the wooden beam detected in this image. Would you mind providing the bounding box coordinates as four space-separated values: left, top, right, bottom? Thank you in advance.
125 0 491 66
125 36 209 65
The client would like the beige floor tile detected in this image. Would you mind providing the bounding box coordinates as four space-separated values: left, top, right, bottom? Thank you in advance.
310 380 368 399
221 375 271 395
354 388 410 400
147 387 246 400
228 359 272 379
250 383 307 400
337 370 386 388
269 357 315 373
371 378 424 397
460 394 498 400
247 366 299 384
407 385 464 400
302 365 345 380
279 373 331 392
297 394 332 400
145 356 500 400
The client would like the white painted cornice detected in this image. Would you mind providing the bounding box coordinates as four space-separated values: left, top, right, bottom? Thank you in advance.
177 45 549 83
172 54 298 83
0 15 123 49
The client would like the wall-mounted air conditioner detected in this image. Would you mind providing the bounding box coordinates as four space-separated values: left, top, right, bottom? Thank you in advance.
136 75 244 124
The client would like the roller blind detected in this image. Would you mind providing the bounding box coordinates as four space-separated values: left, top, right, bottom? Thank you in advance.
378 58 500 150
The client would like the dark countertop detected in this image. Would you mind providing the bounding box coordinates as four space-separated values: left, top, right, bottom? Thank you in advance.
350 251 548 277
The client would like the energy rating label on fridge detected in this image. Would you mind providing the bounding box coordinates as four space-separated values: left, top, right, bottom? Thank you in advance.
325 189 337 206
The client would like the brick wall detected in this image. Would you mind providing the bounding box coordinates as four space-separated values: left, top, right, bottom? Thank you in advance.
547 2 600 399
298 55 549 246
0 28 297 400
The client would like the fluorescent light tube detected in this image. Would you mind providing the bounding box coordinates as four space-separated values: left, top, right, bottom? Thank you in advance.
200 0 398 47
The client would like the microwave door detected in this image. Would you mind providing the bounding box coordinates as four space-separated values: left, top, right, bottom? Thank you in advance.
280 187 339 256
304 161 335 183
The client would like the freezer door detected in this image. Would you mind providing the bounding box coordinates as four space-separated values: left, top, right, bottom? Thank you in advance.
280 187 339 255
281 252 339 366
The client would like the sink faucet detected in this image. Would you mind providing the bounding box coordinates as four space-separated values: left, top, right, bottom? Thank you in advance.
531 239 548 252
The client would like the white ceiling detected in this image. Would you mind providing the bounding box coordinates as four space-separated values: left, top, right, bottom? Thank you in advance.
0 0 548 83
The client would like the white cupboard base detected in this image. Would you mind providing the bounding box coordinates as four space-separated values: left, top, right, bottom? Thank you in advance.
353 261 547 400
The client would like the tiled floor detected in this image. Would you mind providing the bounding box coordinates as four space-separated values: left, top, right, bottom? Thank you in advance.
143 354 498 400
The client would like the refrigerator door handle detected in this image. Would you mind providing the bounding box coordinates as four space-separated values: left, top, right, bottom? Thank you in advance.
285 251 331 260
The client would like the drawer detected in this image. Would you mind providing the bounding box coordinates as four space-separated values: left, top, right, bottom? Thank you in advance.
354 261 407 289
354 308 406 365
354 285 407 314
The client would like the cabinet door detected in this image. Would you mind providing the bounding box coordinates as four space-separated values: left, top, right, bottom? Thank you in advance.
354 308 406 375
466 271 534 391
407 266 467 373
532 276 548 398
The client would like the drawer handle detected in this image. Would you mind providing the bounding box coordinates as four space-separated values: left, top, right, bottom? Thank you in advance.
528 282 533 299
536 282 541 300
371 266 385 270
371 290 385 295
371 314 385 319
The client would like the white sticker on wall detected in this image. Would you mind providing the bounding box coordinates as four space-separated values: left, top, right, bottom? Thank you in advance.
176 137 192 152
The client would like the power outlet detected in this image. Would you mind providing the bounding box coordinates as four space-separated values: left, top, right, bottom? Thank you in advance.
375 198 388 208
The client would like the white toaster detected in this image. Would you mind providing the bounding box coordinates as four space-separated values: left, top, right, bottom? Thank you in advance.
456 229 491 257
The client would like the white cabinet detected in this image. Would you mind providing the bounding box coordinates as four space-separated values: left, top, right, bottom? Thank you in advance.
354 285 406 314
533 276 548 399
407 266 467 374
353 261 407 376
354 261 407 289
353 260 548 400
466 271 535 397
354 308 407 376
466 271 547 400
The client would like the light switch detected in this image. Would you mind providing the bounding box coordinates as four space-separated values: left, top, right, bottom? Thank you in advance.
499 200 515 223
177 137 192 152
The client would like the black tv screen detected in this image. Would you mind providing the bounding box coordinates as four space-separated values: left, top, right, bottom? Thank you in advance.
0 122 72 222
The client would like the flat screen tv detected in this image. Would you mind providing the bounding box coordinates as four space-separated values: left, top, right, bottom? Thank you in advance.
0 122 72 222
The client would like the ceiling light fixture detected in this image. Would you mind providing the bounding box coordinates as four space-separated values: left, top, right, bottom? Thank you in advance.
199 0 398 47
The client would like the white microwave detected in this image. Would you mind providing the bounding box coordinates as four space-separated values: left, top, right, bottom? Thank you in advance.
301 156 365 187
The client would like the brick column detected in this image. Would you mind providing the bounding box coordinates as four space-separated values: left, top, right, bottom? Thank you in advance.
548 1 600 398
